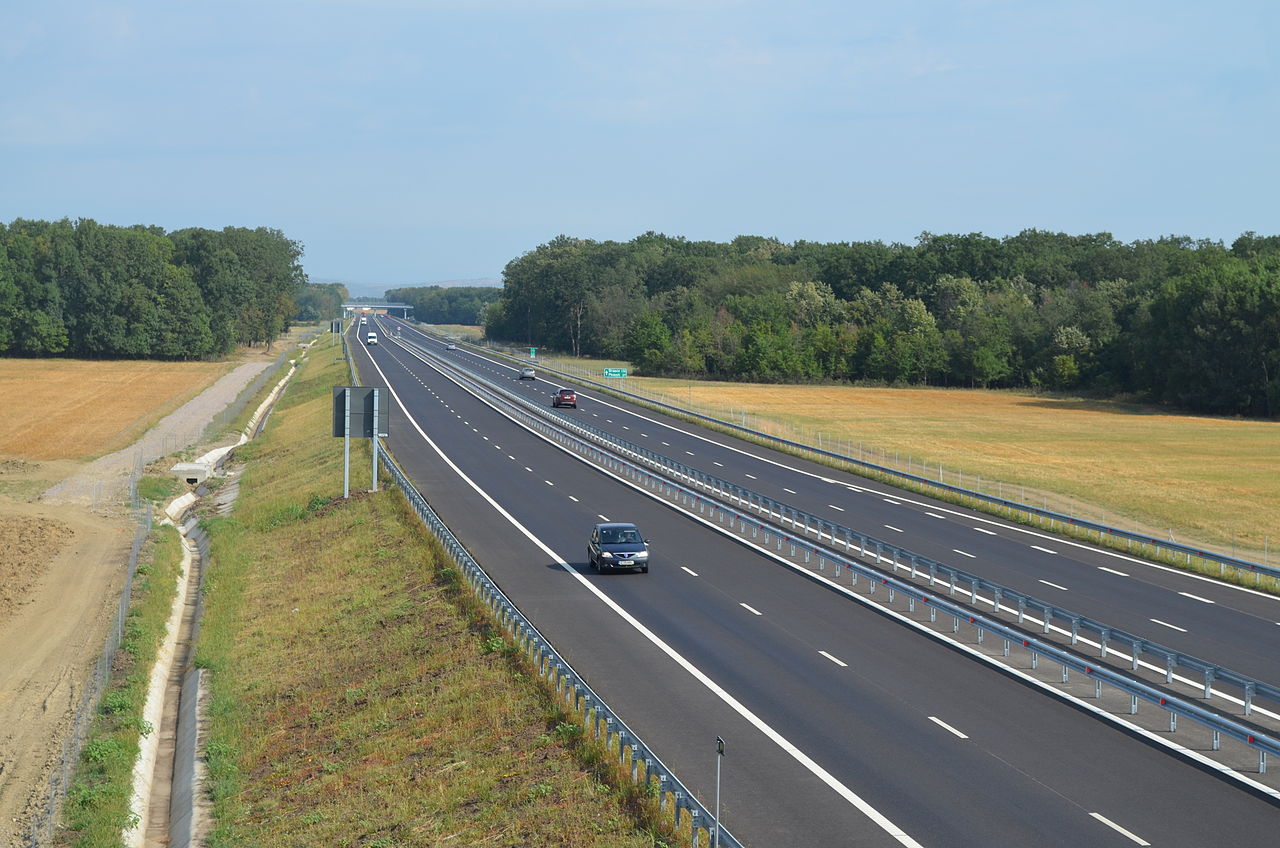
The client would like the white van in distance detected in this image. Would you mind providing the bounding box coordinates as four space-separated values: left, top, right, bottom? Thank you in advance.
366 332 378 345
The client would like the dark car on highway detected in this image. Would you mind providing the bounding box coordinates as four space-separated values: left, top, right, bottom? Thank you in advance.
552 387 577 408
588 522 650 573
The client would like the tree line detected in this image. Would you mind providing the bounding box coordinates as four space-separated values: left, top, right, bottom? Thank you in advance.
384 285 501 325
482 230 1280 417
0 218 309 358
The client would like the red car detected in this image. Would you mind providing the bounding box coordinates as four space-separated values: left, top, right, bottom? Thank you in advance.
552 388 577 408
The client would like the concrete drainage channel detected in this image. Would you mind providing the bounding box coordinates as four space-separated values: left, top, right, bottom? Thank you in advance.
121 357 301 847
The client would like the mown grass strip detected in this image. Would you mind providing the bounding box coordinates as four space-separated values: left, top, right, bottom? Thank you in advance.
56 525 185 847
197 351 671 847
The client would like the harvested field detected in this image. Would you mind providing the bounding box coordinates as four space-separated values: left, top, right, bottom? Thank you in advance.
0 359 233 460
636 380 1279 558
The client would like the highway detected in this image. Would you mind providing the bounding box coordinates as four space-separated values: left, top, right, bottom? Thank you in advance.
377 316 1280 693
352 319 1280 846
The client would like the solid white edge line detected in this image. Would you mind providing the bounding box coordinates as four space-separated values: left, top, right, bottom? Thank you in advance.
1089 812 1150 846
927 716 969 739
740 603 762 616
818 651 848 667
361 349 927 847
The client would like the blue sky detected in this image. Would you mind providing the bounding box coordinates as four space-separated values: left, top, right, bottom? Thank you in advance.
2 1 1276 290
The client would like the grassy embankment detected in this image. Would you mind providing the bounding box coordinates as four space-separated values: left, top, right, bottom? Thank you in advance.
195 351 671 847
57 521 185 846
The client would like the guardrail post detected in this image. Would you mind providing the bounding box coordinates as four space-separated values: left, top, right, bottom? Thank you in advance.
1017 596 1026 625
992 587 1002 612
1203 668 1215 699
1131 640 1143 671
1260 750 1268 774
1165 654 1175 685
969 578 978 605
1099 628 1110 659
1031 649 1038 670
1244 682 1255 716
1070 617 1080 646
1129 693 1137 715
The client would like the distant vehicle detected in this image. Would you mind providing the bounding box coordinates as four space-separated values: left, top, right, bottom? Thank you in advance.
519 367 536 380
552 388 576 408
446 343 458 351
360 316 368 325
366 332 378 345
588 522 650 573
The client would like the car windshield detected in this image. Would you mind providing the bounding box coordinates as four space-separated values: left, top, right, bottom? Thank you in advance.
602 528 641 544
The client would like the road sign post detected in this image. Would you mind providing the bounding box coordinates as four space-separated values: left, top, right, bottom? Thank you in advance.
333 387 389 498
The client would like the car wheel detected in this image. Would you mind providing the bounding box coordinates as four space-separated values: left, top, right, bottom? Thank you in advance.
641 564 649 573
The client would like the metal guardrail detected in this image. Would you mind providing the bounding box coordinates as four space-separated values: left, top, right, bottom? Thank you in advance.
388 335 1280 774
463 337 1279 587
374 438 743 847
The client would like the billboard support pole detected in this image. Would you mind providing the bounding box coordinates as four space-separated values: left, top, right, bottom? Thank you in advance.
343 388 351 499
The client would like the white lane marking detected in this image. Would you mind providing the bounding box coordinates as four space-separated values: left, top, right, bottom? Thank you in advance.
1150 618 1188 633
884 525 903 533
681 566 699 576
740 603 762 616
1030 545 1058 554
819 651 848 667
1179 591 1216 605
1038 580 1069 591
482 435 489 441
928 716 969 739
494 445 501 450
973 527 997 536
361 354 924 848
882 498 901 505
507 455 515 460
661 441 670 446
926 512 945 519
953 549 976 558
783 488 797 494
523 466 533 472
640 432 648 437
544 480 555 486
568 496 579 502
622 425 630 430
745 473 757 479
1098 566 1129 577
1089 812 1150 846
714 461 724 467
685 450 696 456
597 514 610 522
828 504 845 512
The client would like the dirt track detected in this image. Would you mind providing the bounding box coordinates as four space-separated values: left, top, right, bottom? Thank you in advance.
0 349 288 846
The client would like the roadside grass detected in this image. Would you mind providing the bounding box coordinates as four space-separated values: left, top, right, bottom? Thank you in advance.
56 526 185 847
196 352 669 847
136 474 180 505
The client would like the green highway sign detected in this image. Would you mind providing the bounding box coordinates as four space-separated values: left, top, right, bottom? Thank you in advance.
603 368 628 378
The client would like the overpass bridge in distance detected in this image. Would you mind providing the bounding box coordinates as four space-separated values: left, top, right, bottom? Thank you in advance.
343 302 414 318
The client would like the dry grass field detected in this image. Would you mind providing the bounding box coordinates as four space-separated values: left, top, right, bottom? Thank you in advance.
0 358 233 460
634 379 1278 559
